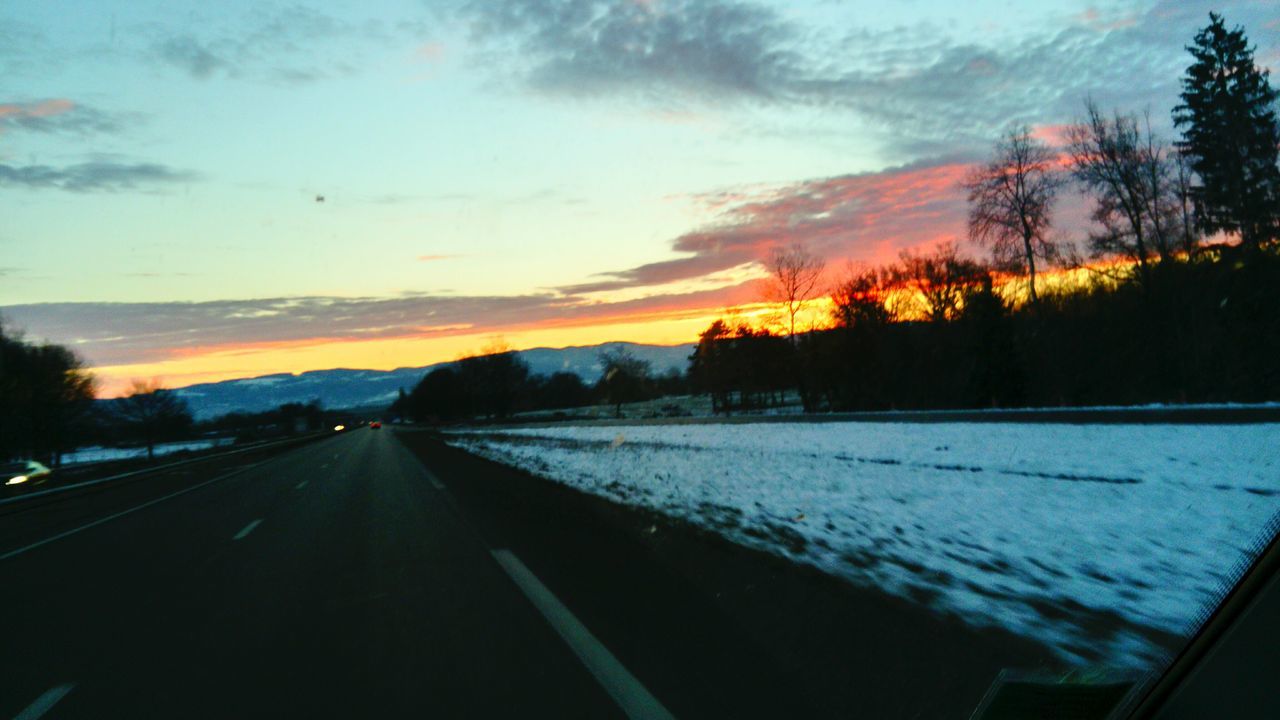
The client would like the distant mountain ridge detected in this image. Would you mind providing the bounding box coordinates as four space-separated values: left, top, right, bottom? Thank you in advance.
172 342 694 419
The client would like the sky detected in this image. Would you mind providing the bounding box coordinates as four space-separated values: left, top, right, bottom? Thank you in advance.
1 0 1277 395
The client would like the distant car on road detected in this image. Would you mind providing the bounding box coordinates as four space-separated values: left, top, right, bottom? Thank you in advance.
370 421 382 429
3 460 52 487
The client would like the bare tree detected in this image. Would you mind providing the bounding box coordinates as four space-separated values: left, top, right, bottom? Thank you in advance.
765 243 826 341
893 241 986 323
112 379 192 460
965 126 1063 305
1065 101 1190 284
1168 147 1201 256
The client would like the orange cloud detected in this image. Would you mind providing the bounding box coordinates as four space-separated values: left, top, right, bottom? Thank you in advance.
91 308 733 397
16 156 1102 396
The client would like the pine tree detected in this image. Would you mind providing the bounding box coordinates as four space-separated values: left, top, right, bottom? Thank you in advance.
1173 13 1280 249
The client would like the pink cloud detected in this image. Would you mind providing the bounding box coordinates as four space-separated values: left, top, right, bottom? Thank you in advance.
1077 8 1139 32
1031 123 1073 148
0 98 75 120
567 158 976 293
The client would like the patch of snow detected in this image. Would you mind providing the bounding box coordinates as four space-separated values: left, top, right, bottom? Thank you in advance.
230 376 287 387
62 438 235 464
445 422 1280 668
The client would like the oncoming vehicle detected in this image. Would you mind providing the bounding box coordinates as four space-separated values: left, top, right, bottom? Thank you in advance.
2 460 52 487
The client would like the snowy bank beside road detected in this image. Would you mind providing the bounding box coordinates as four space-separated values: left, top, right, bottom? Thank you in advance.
61 438 235 464
444 422 1280 667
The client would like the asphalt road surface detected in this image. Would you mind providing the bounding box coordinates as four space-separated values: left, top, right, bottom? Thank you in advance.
1 427 1057 719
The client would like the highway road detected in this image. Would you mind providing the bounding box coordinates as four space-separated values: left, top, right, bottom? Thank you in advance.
1 426 1056 718
0 427 812 719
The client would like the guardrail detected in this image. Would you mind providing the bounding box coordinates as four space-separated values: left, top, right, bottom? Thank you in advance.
0 431 333 510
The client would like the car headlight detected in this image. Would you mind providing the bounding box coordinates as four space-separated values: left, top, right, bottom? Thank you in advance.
5 475 28 486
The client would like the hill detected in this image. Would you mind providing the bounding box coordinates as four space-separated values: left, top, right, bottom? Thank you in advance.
171 342 694 419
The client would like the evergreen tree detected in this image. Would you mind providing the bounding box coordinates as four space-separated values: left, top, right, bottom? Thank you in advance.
1173 13 1280 249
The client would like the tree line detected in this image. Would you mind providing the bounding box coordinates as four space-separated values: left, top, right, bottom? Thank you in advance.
1 332 202 464
7 15 1277 438
692 13 1280 413
390 344 688 422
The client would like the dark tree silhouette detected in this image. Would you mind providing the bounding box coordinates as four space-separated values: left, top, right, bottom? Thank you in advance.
536 372 592 410
965 126 1063 304
1174 12 1280 249
112 379 193 460
0 321 96 463
893 241 986 322
765 243 826 341
456 343 531 420
1067 101 1184 282
831 264 896 330
690 320 734 415
597 347 650 418
405 367 468 421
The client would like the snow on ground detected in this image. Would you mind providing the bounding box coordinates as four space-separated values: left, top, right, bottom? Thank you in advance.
62 438 234 464
445 422 1280 667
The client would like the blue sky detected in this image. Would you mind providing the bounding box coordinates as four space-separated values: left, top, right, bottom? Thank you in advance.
1 1 1276 392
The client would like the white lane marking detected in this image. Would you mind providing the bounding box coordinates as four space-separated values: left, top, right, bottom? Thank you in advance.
0 465 261 562
232 519 263 540
427 473 446 491
490 550 676 720
295 480 309 490
13 683 75 720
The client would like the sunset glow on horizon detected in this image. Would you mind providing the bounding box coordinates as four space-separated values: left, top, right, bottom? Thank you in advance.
3 1 1276 396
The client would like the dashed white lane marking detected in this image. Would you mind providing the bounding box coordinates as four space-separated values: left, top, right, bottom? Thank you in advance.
13 683 75 720
0 465 261 562
419 466 447 490
232 519 263 540
295 480 309 490
490 550 675 720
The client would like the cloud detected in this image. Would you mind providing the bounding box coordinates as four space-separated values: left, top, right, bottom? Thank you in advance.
562 156 976 293
457 0 1278 156
155 36 230 79
416 254 459 262
0 161 198 192
148 6 403 83
461 0 800 102
1 282 755 368
0 99 127 135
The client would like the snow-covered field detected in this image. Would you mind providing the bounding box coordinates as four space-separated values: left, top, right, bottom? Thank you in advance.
445 422 1280 667
62 438 234 464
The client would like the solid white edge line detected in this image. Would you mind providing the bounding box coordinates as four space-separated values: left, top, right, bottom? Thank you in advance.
490 549 676 720
13 683 75 720
232 519 263 541
0 464 260 562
